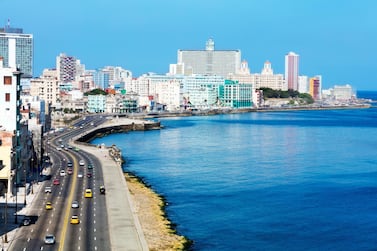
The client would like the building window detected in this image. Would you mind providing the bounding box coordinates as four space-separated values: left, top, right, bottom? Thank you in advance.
5 93 10 102
4 76 12 85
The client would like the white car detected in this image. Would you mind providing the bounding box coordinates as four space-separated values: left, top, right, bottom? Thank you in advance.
44 186 52 193
71 200 79 208
44 234 55 244
60 170 66 176
79 160 85 166
77 172 83 178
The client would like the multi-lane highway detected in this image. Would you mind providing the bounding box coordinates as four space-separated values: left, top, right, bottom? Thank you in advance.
12 115 111 251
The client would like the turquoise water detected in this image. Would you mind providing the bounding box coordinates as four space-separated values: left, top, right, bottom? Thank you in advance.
92 91 377 250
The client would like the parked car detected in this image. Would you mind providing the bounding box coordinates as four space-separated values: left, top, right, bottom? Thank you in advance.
21 216 31 226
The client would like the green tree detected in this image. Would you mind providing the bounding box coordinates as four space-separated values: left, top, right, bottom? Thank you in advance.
84 88 107 96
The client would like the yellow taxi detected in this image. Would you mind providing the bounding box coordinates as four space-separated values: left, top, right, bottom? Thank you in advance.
70 215 80 224
84 189 93 198
45 202 53 210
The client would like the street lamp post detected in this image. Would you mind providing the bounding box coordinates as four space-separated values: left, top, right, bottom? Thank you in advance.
14 177 17 224
24 167 26 206
4 192 8 243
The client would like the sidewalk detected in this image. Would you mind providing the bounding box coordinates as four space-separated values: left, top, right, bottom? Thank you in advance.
0 181 42 251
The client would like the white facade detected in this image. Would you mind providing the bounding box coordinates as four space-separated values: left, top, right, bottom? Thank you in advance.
87 95 106 113
0 28 33 77
30 69 60 111
298 75 309 93
0 58 20 132
154 79 182 111
333 84 354 100
177 39 241 77
228 60 285 90
182 75 225 108
130 74 184 111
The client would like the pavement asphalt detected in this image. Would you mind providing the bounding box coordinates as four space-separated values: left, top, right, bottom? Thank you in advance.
0 181 42 250
0 143 149 251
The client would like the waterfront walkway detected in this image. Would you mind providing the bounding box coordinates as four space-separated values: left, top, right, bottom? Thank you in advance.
75 143 149 251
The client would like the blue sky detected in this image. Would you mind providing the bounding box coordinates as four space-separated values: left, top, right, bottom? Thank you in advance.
2 0 377 90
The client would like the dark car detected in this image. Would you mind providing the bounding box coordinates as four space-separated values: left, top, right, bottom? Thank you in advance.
87 172 92 178
21 217 31 226
100 186 106 194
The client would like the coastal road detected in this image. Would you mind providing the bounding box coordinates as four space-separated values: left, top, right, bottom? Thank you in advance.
10 116 110 251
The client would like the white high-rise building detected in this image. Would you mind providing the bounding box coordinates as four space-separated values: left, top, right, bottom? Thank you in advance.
177 38 241 77
298 76 309 93
0 24 33 77
56 53 79 83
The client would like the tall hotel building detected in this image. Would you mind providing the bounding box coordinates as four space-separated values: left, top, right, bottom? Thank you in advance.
56 53 78 83
285 51 299 91
0 23 33 77
177 39 241 77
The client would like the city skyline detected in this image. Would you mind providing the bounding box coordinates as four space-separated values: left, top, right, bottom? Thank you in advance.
2 0 377 90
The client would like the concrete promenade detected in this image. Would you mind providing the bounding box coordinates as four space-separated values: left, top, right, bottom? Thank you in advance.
0 181 43 250
76 143 149 251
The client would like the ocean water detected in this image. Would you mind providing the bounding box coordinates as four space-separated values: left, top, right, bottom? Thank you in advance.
92 91 377 251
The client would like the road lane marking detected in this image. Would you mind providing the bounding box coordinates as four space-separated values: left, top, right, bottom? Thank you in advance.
58 152 79 251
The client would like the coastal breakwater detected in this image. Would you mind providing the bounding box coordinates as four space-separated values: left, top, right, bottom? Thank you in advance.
77 117 161 143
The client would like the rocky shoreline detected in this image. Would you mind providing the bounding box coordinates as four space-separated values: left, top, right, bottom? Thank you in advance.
124 172 192 250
